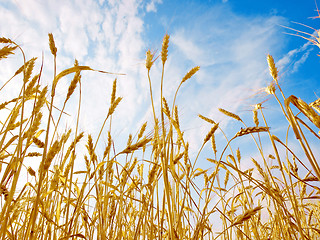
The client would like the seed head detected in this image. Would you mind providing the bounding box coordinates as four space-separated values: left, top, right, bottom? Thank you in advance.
267 54 278 81
48 33 57 57
146 50 156 71
161 34 170 64
265 81 276 95
204 123 219 143
181 66 200 84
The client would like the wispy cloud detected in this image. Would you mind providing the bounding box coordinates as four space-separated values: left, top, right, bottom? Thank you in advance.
164 4 294 151
146 0 163 12
1 0 146 127
0 0 313 155
277 41 311 70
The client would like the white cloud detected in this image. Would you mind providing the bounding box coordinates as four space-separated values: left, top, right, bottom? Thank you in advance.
172 31 211 66
0 0 151 152
277 41 311 74
146 0 163 12
292 50 310 72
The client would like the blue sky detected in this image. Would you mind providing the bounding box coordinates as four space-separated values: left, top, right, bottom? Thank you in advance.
0 0 319 167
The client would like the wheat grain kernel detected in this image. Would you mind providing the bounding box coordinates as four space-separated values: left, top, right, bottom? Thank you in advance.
173 152 184 165
32 136 45 148
48 33 57 56
66 68 81 102
184 143 189 166
219 108 242 121
27 167 36 176
253 109 259 126
103 131 112 159
181 66 200 83
111 78 117 104
146 50 155 70
265 81 276 95
43 140 61 171
0 46 18 59
161 34 170 64
198 114 216 124
26 152 42 157
24 58 36 83
235 126 269 137
138 122 147 139
267 54 278 81
108 97 122 116
204 123 219 143
23 112 42 139
162 97 170 117
211 134 217 154
0 37 13 43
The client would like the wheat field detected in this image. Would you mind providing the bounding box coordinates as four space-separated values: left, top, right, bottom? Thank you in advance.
0 16 320 240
